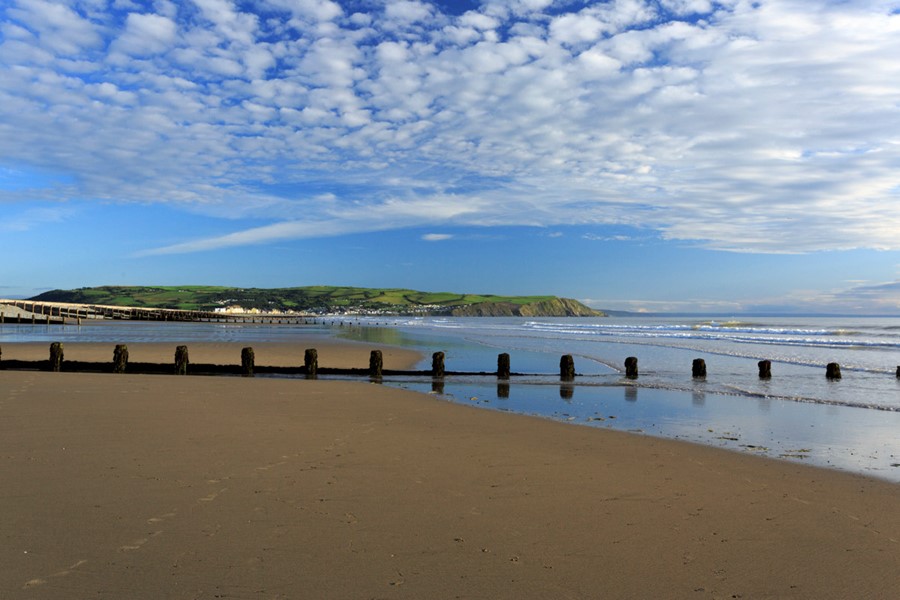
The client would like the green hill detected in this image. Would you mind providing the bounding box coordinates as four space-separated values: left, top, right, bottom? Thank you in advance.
30 286 605 317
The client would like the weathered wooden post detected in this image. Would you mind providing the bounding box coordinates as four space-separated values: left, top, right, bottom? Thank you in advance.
497 353 511 380
432 351 445 379
241 347 255 377
560 354 575 381
560 384 574 400
826 362 841 380
49 342 63 372
896 366 900 379
624 356 638 379
175 345 189 375
113 345 128 374
758 360 772 379
497 382 510 399
431 380 444 394
369 350 383 381
304 348 318 379
692 358 707 378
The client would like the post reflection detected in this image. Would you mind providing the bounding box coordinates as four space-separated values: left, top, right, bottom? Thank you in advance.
624 386 637 403
692 390 706 406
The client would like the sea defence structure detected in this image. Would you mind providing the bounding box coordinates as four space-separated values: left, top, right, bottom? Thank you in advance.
2 345 894 386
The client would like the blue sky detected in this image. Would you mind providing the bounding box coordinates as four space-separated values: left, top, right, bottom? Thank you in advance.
1 0 899 313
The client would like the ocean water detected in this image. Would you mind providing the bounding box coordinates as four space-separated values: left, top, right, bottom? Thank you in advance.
337 316 900 481
3 315 899 481
350 316 900 411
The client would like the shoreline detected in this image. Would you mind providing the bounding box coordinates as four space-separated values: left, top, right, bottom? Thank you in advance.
1 369 898 599
2 339 899 482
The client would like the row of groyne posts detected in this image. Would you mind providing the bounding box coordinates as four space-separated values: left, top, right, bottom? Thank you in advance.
2 344 899 383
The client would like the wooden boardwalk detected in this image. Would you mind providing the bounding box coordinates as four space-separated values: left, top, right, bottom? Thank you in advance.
0 299 312 324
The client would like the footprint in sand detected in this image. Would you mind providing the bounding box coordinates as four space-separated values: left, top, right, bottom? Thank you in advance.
119 531 162 552
198 488 228 503
147 511 177 524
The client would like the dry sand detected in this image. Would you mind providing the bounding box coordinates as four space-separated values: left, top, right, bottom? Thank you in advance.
1 342 899 599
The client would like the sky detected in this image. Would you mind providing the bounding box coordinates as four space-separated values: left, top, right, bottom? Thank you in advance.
1 0 899 314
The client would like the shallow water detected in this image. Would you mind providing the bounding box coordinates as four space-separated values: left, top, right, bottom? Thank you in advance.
344 316 900 412
385 377 900 482
338 315 900 482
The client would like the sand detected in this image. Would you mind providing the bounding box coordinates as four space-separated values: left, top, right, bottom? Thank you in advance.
1 342 899 599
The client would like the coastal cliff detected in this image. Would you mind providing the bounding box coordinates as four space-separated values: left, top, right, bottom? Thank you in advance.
450 298 604 317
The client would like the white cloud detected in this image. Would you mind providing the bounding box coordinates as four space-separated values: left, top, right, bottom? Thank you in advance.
1 0 900 256
192 0 258 45
459 11 499 31
262 0 343 22
113 13 178 56
550 12 608 45
7 0 102 55
385 1 434 24
422 233 453 241
660 0 713 16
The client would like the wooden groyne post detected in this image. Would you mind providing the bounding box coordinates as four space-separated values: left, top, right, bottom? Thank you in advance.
758 360 772 379
826 362 841 380
304 348 318 379
625 356 638 379
432 351 445 379
49 342 63 372
560 354 575 382
692 358 706 378
369 350 383 381
113 345 128 374
241 347 255 377
175 345 189 375
497 353 510 380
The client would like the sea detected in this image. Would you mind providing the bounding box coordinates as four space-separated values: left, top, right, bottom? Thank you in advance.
3 315 899 482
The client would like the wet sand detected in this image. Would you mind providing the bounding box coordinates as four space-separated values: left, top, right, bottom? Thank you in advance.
1 343 899 599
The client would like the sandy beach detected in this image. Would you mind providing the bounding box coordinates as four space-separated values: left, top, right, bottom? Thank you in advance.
2 342 899 599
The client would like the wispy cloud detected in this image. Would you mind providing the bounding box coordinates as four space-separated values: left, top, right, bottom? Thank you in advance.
422 233 453 241
1 205 75 232
582 234 635 242
2 0 900 255
821 280 900 312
